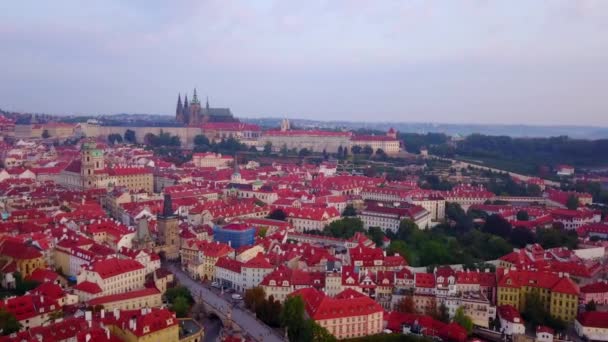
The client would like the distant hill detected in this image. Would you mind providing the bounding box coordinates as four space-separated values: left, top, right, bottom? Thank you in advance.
241 117 608 139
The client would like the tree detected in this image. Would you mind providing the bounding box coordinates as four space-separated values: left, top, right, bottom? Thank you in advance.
42 129 50 139
510 226 536 248
108 133 123 145
395 219 419 241
342 204 357 217
453 307 474 335
351 145 362 154
305 319 336 342
14 272 40 295
299 148 311 157
537 228 578 249
585 300 597 312
263 142 272 156
376 148 385 156
522 292 546 328
337 146 344 159
171 295 190 318
194 134 210 147
267 209 287 221
363 145 374 155
0 308 21 336
566 195 579 210
447 203 473 232
257 295 282 327
516 210 529 221
437 302 450 323
258 227 268 238
527 184 542 197
367 227 385 247
281 295 306 342
244 287 266 312
165 286 194 305
395 296 415 313
280 144 289 157
482 214 512 239
124 129 136 143
324 217 365 239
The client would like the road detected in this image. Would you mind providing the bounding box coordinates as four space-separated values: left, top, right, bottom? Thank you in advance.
166 263 284 342
429 155 561 187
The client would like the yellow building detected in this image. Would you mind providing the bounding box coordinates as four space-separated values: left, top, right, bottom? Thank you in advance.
75 257 146 301
107 308 179 342
59 141 153 192
291 288 384 340
105 308 204 342
0 238 46 277
497 270 579 322
88 288 162 311
183 240 234 281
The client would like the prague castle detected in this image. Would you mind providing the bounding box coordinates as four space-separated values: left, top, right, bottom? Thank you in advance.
175 89 235 126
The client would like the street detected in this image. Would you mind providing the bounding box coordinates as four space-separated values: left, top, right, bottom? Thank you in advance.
166 263 285 342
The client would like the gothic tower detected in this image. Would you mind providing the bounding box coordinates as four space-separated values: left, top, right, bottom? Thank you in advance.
175 93 184 124
81 142 105 189
157 194 180 260
189 88 202 125
132 218 154 250
183 95 190 125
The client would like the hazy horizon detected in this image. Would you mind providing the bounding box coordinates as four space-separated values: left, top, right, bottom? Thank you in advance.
1 1 607 126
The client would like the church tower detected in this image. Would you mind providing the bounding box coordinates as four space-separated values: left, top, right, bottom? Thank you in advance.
132 218 154 250
280 118 291 132
230 155 242 184
175 93 184 124
189 88 202 125
183 95 190 125
157 194 180 260
81 142 105 189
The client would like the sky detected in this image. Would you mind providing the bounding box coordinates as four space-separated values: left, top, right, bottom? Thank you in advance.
1 0 607 126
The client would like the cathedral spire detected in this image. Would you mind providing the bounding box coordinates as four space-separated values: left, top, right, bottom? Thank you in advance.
184 94 189 108
176 93 183 112
192 88 200 104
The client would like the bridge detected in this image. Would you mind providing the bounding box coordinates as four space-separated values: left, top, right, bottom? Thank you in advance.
166 263 285 342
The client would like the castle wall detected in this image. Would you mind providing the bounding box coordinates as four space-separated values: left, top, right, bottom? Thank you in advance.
80 124 202 148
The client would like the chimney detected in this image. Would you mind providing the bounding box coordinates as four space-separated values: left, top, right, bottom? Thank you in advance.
106 327 110 340
113 308 120 320
40 295 44 303
101 309 105 319
85 311 92 321
85 333 91 342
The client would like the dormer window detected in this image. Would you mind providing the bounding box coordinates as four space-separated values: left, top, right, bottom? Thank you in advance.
143 326 150 333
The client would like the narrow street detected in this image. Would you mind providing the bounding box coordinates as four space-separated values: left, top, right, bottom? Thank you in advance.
166 263 285 342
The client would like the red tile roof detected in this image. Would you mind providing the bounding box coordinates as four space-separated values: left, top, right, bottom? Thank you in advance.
580 281 608 294
74 281 103 294
88 288 160 306
243 253 274 269
215 256 243 273
577 311 608 329
498 270 579 295
291 287 383 321
497 305 523 323
85 258 144 279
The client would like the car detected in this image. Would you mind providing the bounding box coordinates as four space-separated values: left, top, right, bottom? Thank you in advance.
231 294 242 300
211 282 221 289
